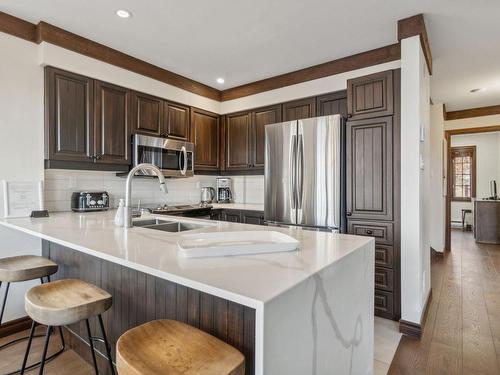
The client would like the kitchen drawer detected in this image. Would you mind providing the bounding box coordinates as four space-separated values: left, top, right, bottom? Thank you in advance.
375 267 394 291
375 245 394 268
348 220 393 245
374 290 394 318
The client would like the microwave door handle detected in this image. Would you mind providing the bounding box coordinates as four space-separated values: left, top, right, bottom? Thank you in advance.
180 146 188 176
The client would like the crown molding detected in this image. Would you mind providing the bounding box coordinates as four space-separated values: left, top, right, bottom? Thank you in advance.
220 43 400 101
398 14 432 75
445 104 500 121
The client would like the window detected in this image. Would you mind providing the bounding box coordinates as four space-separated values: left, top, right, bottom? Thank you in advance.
451 146 476 201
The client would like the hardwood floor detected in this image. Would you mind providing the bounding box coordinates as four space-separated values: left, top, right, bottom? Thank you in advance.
0 326 93 374
389 229 500 374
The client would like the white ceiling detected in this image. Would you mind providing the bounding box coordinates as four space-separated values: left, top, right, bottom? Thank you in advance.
1 0 499 110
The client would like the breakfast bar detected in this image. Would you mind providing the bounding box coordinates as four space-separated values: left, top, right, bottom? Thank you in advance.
0 211 374 375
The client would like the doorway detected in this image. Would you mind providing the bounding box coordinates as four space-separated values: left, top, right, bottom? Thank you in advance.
445 125 500 250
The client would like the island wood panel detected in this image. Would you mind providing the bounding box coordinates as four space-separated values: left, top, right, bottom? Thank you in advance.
42 240 256 375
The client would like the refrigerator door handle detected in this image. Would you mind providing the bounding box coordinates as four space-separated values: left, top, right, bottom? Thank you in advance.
289 134 297 212
297 134 304 209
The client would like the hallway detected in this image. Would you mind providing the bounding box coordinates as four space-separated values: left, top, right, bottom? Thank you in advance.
389 230 500 374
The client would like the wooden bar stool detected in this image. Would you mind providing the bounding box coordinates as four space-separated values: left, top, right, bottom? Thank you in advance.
21 279 116 375
0 255 64 374
116 320 245 375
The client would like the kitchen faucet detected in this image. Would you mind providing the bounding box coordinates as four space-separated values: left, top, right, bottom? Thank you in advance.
124 163 167 228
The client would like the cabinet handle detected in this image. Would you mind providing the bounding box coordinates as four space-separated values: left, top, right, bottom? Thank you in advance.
366 230 373 235
347 113 353 118
88 155 94 160
346 212 352 216
95 154 102 160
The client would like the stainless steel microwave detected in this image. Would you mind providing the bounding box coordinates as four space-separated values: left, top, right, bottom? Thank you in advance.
133 134 194 178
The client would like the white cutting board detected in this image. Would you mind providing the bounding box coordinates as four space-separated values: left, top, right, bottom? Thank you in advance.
177 231 299 258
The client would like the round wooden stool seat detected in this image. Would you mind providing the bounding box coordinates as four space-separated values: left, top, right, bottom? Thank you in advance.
116 320 245 375
0 255 58 282
25 279 112 326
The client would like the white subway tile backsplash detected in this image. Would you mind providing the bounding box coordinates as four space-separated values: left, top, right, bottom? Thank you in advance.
44 170 264 212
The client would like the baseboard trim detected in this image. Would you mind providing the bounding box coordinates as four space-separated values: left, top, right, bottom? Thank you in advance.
430 247 444 257
399 289 433 339
0 316 32 338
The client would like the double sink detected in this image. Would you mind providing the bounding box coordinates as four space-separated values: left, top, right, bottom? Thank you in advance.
133 218 209 233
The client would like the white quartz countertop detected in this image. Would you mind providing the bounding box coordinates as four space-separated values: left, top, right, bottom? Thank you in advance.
211 203 264 211
0 211 372 308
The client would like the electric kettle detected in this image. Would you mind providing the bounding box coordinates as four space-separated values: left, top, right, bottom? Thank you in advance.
201 187 216 204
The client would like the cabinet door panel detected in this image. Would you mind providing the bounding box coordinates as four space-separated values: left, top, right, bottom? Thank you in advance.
346 117 393 220
132 92 163 136
241 211 265 225
347 70 393 120
282 97 316 121
226 112 251 170
223 210 241 223
45 67 94 161
191 108 220 170
165 102 190 140
94 81 131 165
316 91 347 118
252 105 281 168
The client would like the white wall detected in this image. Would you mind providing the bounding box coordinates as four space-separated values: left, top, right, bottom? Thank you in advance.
400 36 431 324
220 61 401 114
0 32 45 322
429 104 446 252
450 132 500 222
445 114 500 131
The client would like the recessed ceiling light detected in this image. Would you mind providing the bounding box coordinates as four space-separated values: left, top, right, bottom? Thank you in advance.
216 78 225 84
469 88 485 93
116 9 131 18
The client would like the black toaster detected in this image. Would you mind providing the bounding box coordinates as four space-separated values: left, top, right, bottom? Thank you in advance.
71 191 110 212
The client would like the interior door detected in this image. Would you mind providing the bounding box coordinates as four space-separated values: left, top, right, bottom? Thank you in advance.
264 121 297 225
296 116 341 228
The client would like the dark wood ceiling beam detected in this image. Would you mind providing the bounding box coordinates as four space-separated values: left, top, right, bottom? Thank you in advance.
220 43 400 101
398 14 432 75
35 22 221 101
0 11 36 42
445 104 500 121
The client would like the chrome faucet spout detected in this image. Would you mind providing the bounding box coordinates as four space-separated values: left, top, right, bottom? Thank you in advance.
124 163 167 228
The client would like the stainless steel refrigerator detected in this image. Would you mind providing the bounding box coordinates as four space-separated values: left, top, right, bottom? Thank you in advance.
264 114 345 232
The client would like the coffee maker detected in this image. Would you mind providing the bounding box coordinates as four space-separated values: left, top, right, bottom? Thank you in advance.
216 178 232 203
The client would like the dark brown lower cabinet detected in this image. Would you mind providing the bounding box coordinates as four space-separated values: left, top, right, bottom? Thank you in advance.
210 209 265 225
42 240 256 375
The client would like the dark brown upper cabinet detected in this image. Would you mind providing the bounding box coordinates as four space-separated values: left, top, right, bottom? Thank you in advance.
346 116 393 221
282 97 316 121
347 70 393 120
317 90 347 117
163 102 190 141
190 108 220 171
225 111 252 171
132 92 163 136
94 81 131 165
252 105 281 168
45 67 94 162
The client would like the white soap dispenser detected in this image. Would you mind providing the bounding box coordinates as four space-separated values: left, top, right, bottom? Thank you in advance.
115 199 125 227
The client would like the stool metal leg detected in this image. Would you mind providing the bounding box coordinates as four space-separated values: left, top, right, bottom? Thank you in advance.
85 320 99 375
38 326 52 375
20 320 37 374
98 314 116 375
0 281 11 324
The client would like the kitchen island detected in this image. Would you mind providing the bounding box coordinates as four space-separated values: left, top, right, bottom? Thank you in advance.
0 211 374 375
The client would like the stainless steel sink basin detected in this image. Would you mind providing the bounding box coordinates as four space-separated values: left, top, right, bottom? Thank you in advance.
133 219 208 233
